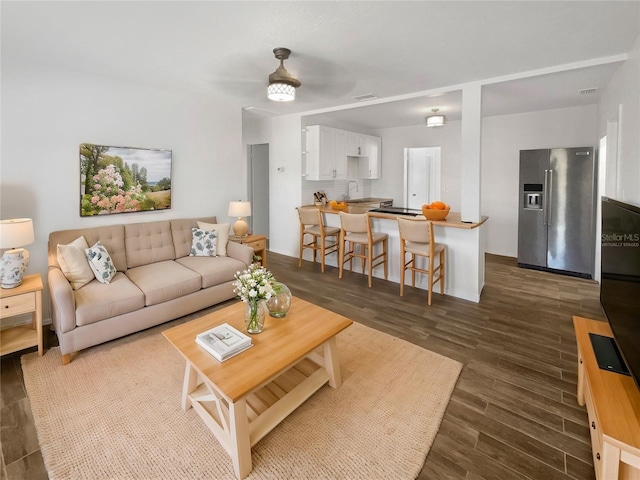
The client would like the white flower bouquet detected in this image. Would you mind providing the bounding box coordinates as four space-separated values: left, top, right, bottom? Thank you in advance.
233 264 275 333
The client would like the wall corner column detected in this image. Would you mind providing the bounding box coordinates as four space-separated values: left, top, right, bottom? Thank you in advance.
460 84 482 223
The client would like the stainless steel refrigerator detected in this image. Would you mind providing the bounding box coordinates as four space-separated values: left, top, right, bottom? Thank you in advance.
517 147 596 278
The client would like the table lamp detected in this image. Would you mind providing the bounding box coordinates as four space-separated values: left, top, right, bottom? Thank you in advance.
0 218 35 289
228 201 251 237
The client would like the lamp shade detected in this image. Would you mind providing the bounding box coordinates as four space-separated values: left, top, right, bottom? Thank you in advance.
425 115 446 127
0 218 34 249
267 83 296 102
228 201 251 218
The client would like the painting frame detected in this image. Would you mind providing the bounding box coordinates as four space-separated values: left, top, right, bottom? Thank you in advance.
80 143 172 217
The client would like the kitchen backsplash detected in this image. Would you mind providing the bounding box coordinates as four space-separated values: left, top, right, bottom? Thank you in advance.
301 179 371 205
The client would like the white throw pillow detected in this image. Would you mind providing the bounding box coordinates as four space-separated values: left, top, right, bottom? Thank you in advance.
57 236 94 290
190 228 217 257
197 221 230 256
85 241 116 284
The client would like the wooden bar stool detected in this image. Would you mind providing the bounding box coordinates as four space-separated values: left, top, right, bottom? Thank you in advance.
338 212 388 287
397 216 445 305
297 207 340 273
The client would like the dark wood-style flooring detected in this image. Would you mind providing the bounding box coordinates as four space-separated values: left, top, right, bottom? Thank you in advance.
1 253 603 479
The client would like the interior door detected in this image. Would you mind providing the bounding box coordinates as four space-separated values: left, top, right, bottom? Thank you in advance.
405 147 441 209
249 144 269 237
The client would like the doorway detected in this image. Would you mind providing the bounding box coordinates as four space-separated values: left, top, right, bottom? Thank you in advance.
248 143 269 238
404 147 441 209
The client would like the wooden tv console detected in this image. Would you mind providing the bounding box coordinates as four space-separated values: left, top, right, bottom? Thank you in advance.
573 316 640 480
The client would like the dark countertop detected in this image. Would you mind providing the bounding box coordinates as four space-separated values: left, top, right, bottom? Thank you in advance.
344 197 393 204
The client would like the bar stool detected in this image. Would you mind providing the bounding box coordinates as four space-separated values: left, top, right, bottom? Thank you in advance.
397 216 445 305
338 212 388 287
297 207 340 273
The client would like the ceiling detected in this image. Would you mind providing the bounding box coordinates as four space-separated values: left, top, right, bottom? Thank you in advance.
3 1 639 129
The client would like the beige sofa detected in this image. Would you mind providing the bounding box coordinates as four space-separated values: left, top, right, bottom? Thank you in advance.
47 216 253 364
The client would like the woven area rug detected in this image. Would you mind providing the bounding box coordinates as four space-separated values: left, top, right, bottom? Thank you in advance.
22 320 462 480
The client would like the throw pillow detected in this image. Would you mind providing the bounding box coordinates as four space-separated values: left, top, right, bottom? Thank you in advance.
197 221 230 256
85 241 116 284
57 236 94 290
190 228 217 257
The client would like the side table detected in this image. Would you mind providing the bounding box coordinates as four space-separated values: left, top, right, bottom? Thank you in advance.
230 234 267 266
0 273 44 356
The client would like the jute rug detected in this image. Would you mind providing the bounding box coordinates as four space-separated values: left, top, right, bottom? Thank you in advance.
22 319 462 479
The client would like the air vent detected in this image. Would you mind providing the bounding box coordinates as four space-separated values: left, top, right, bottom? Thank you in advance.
352 93 379 101
579 88 598 95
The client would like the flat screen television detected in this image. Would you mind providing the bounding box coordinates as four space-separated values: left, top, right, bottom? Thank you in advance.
600 197 640 389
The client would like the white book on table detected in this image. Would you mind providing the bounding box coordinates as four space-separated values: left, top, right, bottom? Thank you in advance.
195 323 252 362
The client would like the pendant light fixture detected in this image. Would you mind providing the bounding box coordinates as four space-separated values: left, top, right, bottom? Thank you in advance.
425 108 446 127
267 48 301 102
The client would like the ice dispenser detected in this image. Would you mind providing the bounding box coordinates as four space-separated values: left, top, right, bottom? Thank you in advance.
523 183 543 210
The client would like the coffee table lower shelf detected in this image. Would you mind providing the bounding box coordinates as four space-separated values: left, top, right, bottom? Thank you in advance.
182 349 336 478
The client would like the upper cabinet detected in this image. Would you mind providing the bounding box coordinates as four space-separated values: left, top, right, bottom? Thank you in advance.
305 126 347 180
346 132 368 156
358 135 381 179
305 125 381 180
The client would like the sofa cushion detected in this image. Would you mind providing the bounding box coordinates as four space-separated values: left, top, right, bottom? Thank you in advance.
86 241 117 284
125 260 201 306
57 236 94 290
176 255 246 289
197 221 230 256
125 221 175 269
75 273 145 326
171 217 217 259
190 228 217 257
49 225 127 272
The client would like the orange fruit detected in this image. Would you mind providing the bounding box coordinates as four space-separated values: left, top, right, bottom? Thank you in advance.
430 201 447 210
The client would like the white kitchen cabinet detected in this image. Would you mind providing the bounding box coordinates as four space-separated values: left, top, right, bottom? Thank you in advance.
358 135 381 179
333 130 347 178
305 126 347 180
346 132 368 157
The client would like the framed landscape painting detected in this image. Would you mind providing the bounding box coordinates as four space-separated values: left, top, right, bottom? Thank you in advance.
80 143 172 216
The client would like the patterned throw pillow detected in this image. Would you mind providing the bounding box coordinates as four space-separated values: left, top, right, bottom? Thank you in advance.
190 228 217 257
85 241 116 284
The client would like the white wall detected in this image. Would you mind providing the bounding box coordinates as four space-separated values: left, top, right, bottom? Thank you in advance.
1 60 245 319
598 35 640 204
369 105 598 257
266 114 304 257
371 122 462 211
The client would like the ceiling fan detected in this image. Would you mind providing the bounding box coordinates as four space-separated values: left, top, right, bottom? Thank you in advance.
267 48 301 102
207 47 355 110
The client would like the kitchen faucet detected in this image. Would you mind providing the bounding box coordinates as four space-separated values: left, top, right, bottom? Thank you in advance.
344 180 359 200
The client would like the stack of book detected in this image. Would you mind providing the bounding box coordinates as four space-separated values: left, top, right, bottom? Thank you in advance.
195 323 252 362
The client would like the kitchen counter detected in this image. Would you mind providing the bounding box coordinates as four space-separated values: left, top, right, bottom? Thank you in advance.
314 205 488 230
305 204 488 303
343 197 393 204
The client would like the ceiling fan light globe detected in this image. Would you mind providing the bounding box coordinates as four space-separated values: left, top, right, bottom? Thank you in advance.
268 83 296 102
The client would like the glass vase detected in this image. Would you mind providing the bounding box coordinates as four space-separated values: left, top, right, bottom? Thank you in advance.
245 299 266 334
267 281 292 318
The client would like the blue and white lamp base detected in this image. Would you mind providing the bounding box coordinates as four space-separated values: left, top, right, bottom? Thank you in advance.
0 248 29 289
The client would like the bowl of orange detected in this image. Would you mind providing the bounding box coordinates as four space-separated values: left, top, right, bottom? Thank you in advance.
421 201 450 220
329 200 348 211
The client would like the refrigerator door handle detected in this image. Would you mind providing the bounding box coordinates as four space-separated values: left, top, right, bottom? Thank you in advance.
548 170 553 225
543 169 549 226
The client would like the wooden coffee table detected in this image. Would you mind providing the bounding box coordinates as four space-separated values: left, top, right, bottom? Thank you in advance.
162 296 352 479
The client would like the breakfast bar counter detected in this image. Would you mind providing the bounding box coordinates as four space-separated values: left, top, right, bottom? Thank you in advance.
307 205 488 303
